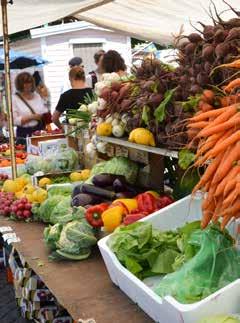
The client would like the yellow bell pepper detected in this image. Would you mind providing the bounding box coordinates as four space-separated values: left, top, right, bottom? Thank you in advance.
113 198 137 213
102 205 124 232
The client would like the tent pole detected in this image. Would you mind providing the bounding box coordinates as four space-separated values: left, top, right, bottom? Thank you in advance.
1 0 16 179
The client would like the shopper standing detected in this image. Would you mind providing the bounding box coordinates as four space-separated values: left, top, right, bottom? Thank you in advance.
86 49 105 89
12 72 48 138
52 66 93 129
100 50 127 76
61 56 84 93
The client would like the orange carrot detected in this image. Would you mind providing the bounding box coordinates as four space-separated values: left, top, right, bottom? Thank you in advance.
223 178 237 198
187 121 209 129
221 198 240 217
205 130 240 159
201 202 215 229
195 133 222 159
222 188 239 209
224 78 240 93
221 213 233 230
192 154 223 193
215 165 240 197
204 104 238 129
189 107 227 123
212 143 240 184
197 115 240 138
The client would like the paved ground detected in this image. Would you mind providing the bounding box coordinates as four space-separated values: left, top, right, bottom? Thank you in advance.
0 265 32 323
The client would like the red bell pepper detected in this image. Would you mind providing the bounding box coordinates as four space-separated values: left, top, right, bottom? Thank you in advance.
123 212 148 225
85 203 109 228
136 192 157 215
156 195 174 209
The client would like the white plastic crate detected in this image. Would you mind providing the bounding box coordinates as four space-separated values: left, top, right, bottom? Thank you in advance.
98 195 240 323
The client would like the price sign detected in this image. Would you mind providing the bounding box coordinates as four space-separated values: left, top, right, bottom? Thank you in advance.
0 226 13 233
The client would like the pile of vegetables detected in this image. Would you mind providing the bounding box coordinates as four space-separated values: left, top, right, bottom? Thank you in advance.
25 147 78 175
109 221 201 279
85 192 173 232
174 2 240 100
187 99 240 229
109 221 240 304
44 218 97 261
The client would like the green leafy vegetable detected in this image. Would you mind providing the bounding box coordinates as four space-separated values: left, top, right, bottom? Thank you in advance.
154 88 175 123
108 221 200 279
38 195 61 223
178 149 195 170
182 95 201 112
47 184 73 197
142 105 150 126
155 224 240 303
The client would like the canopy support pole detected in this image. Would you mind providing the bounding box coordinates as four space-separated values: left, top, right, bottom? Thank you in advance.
1 0 16 179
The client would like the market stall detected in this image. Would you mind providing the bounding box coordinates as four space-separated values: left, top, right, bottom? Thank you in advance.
1 1 240 323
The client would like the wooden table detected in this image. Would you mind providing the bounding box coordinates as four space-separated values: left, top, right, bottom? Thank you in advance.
0 218 153 323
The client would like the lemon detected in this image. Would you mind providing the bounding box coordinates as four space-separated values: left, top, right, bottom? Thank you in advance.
129 128 156 147
70 172 82 182
3 179 21 193
26 194 35 203
32 188 48 203
39 177 52 188
80 169 91 181
15 190 27 199
23 184 36 194
15 177 26 190
96 123 112 136
20 174 31 184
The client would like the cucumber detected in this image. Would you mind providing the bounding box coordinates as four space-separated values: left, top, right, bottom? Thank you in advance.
56 249 91 260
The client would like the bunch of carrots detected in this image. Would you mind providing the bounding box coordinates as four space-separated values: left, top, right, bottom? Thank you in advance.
188 101 240 230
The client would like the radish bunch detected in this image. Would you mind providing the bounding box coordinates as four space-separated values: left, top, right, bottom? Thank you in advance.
11 198 32 220
0 192 15 216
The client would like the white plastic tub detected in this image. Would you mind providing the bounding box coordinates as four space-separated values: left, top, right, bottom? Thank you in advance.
98 195 240 323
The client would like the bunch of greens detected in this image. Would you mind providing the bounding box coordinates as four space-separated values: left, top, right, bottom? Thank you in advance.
47 184 73 197
44 219 97 260
155 225 240 304
108 221 200 279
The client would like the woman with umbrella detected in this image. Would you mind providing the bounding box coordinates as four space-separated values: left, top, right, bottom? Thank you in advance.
12 72 49 138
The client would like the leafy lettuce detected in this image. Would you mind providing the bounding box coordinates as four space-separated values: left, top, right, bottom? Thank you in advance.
108 221 200 279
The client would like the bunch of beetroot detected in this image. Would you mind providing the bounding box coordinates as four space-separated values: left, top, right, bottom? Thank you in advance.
174 1 240 100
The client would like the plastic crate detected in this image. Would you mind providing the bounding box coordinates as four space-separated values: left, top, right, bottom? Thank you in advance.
98 195 240 323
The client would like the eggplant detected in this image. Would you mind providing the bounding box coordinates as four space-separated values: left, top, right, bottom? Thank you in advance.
72 185 82 198
81 184 116 200
112 178 128 192
92 174 126 188
115 191 136 199
71 193 101 207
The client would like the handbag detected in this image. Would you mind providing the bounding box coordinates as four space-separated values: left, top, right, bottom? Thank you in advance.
16 92 52 127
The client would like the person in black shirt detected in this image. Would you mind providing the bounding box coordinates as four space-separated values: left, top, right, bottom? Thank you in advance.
52 66 92 129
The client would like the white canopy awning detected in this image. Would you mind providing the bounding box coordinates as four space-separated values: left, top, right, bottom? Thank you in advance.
0 0 110 36
1 0 240 44
76 0 240 44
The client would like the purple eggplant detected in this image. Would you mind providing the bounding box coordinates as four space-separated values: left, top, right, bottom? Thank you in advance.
81 184 116 200
92 174 126 188
71 193 102 207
